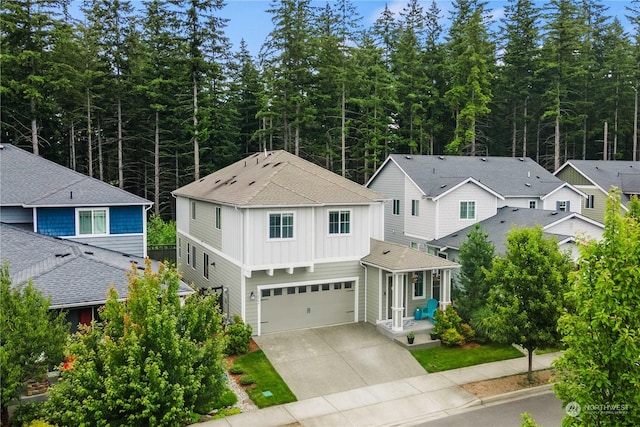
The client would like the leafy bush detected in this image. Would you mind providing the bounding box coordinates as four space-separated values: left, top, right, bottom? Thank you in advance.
10 402 45 427
470 306 493 344
461 323 475 342
441 328 465 347
213 388 238 409
225 315 253 355
147 214 176 245
27 421 56 427
240 375 255 386
434 306 473 347
230 365 244 375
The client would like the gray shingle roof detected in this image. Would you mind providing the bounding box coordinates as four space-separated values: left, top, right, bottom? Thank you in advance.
361 239 459 272
557 160 640 203
1 223 193 308
427 207 595 254
379 155 566 199
172 150 384 206
0 144 151 207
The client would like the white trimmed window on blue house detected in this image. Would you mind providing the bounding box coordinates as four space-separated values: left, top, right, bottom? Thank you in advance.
392 199 400 215
77 208 108 235
269 213 294 239
459 201 476 219
411 200 419 216
329 210 351 235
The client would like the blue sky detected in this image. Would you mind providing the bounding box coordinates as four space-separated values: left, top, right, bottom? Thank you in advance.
220 0 636 56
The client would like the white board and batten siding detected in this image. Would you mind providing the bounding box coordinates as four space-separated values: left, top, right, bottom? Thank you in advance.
404 180 436 242
314 205 374 261
436 183 498 240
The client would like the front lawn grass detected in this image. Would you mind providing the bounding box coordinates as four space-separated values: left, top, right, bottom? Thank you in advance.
410 343 525 372
231 350 297 408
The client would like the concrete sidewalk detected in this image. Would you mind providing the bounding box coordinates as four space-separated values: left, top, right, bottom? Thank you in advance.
198 352 561 427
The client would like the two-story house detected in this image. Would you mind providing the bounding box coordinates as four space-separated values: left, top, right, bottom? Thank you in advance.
555 160 640 224
366 155 585 252
173 151 459 335
0 144 152 257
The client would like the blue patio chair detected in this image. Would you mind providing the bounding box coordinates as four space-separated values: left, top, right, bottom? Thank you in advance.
420 298 438 322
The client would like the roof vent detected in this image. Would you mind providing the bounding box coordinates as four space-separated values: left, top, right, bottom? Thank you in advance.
405 155 412 159
500 220 505 223
512 208 519 211
84 251 94 255
55 253 71 258
438 156 444 160
0 144 4 150
262 163 270 168
481 158 487 161
229 180 237 185
214 179 221 184
525 183 531 187
383 250 390 254
519 158 524 161
248 180 256 186
273 162 282 167
452 234 458 237
440 184 447 188
551 211 558 215
199 178 205 182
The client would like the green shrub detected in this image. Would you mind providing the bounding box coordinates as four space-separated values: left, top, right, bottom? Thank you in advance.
441 328 465 347
213 388 238 409
461 323 475 342
230 365 244 375
27 421 56 427
240 375 255 386
10 402 46 427
225 315 253 355
147 214 176 245
434 305 465 345
470 306 493 344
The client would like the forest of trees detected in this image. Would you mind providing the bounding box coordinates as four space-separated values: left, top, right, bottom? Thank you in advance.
2 0 639 218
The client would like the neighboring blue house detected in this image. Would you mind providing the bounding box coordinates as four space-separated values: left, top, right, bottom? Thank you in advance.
0 144 152 257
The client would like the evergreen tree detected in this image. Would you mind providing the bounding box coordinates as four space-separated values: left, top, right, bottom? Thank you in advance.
454 224 495 322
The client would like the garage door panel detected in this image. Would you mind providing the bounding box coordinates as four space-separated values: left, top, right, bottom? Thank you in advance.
260 282 355 334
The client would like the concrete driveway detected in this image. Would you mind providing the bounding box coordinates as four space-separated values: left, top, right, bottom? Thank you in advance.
253 322 426 400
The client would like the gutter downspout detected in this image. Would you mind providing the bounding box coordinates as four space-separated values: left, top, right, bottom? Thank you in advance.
360 261 368 323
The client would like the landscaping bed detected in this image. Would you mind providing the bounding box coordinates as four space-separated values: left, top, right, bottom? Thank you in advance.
461 368 554 398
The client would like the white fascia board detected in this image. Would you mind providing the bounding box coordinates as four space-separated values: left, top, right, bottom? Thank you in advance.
432 177 504 201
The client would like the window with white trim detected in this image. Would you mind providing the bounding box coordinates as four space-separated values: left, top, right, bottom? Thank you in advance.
187 243 191 265
529 200 537 209
459 201 476 219
215 206 221 229
329 210 350 234
411 200 419 216
269 213 294 239
556 200 570 212
413 271 425 298
78 208 108 235
191 245 196 269
585 195 595 209
392 199 400 215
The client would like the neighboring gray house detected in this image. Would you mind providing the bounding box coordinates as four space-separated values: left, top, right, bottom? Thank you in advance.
0 144 152 257
0 223 194 332
173 150 458 335
366 154 585 253
427 206 604 263
555 160 640 224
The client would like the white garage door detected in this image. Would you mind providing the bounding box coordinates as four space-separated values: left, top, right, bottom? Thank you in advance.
260 281 355 334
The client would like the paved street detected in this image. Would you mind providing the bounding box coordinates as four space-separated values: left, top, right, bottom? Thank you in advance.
420 392 564 427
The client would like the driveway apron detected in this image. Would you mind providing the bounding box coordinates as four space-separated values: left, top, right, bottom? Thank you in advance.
253 323 426 400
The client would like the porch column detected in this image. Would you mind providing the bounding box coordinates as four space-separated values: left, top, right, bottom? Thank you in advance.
440 269 452 309
391 273 405 332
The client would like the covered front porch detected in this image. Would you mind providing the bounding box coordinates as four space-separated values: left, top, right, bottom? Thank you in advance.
362 239 460 337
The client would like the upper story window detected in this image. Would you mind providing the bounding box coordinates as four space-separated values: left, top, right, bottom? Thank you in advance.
187 243 191 265
215 206 222 229
191 245 197 269
556 200 570 212
329 210 351 235
78 208 108 235
269 213 294 239
411 200 420 216
585 195 595 209
459 201 476 220
529 200 537 209
392 199 400 215
203 252 209 279
191 201 196 220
